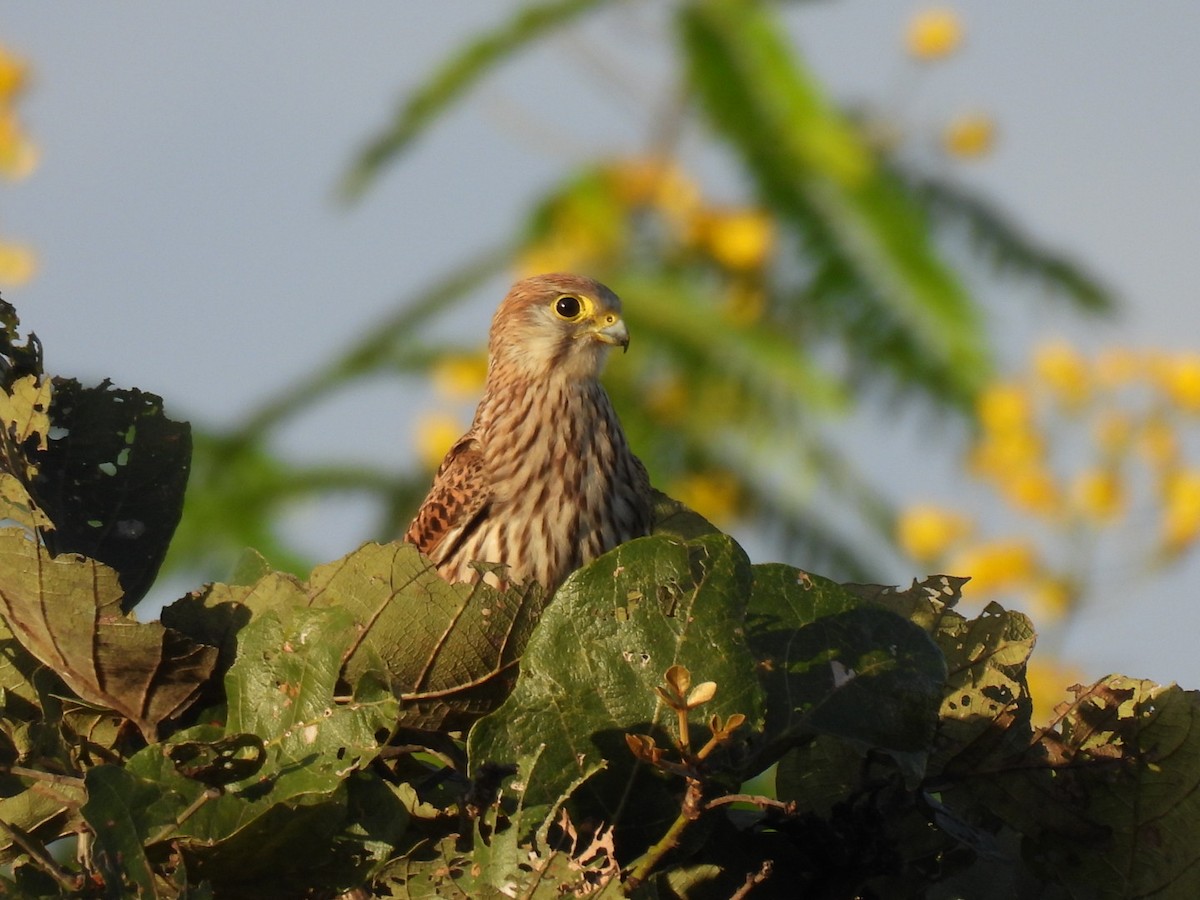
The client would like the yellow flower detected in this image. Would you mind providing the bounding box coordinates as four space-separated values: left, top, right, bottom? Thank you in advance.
0 240 36 285
969 430 1043 481
1157 352 1200 413
693 208 775 271
896 504 973 562
947 539 1038 596
431 353 488 400
1026 576 1077 621
1025 659 1087 724
1033 341 1090 408
1000 465 1061 516
1071 466 1125 522
415 412 463 471
1094 347 1141 387
977 382 1032 435
0 45 29 102
0 111 38 180
905 8 964 61
942 112 997 160
670 470 741 526
1137 415 1178 469
1093 411 1133 456
1160 469 1200 552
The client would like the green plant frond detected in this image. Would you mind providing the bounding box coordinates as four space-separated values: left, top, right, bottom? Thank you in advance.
340 0 612 201
904 169 1118 314
618 273 847 415
679 0 990 400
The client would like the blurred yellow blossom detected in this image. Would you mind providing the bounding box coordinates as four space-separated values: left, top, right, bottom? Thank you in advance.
1026 659 1087 724
1137 415 1178 469
1160 469 1200 552
1093 411 1133 456
1157 352 1200 413
670 470 741 525
969 430 1043 480
942 112 996 160
897 504 973 562
606 156 701 236
692 208 775 271
1094 347 1141 387
977 382 1032 434
0 45 28 102
432 353 488 400
1071 466 1125 522
948 539 1038 596
905 8 964 61
1000 465 1061 516
1034 341 1090 408
415 412 463 471
0 111 36 181
1026 576 1077 621
0 240 35 285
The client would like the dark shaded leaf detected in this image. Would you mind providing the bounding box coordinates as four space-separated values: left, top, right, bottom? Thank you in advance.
746 565 946 777
31 378 191 610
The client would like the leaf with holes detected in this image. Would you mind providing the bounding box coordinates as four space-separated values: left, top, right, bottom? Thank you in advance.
467 533 764 852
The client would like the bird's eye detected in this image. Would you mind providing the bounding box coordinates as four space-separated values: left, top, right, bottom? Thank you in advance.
553 295 583 320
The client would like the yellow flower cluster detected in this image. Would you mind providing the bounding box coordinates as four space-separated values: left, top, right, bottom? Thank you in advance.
900 342 1200 620
0 42 36 286
905 8 963 61
516 157 775 322
669 469 743 527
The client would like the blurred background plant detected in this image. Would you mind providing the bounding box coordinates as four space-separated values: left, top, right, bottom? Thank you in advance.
0 41 36 287
172 1 1112 589
11 3 1199 718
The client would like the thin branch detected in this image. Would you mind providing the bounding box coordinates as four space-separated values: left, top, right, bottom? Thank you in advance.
729 860 774 900
705 793 797 815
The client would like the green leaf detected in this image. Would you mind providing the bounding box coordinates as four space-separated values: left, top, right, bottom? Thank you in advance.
122 605 400 892
468 533 765 851
847 577 1036 776
906 170 1117 314
81 766 161 898
746 566 945 777
0 529 217 742
341 0 610 200
679 0 989 401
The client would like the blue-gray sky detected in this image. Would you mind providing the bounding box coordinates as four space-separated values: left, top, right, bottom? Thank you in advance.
4 3 1200 686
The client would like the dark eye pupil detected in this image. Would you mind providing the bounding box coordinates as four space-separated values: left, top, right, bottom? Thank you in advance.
555 296 581 318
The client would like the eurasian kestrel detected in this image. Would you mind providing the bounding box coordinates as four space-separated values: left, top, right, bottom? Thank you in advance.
404 273 653 592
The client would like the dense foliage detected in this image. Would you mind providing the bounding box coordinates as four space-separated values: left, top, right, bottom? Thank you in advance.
3 303 1199 899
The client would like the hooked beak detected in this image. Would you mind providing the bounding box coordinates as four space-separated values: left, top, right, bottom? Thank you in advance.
590 313 630 352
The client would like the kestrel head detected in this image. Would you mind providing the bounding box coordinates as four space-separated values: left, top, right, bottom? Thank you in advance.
487 274 629 382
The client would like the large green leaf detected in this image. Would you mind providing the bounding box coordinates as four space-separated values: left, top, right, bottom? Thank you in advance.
468 532 765 852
